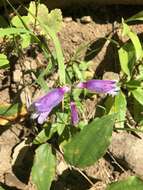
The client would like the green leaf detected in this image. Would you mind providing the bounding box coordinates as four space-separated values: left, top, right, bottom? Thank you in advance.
136 65 143 81
0 53 9 69
106 176 143 190
64 114 116 168
21 34 31 49
126 11 143 22
45 9 62 33
128 31 143 61
0 186 5 190
132 87 143 105
106 91 127 128
126 80 141 90
11 16 29 28
118 47 130 79
28 2 62 33
55 112 69 135
133 99 143 124
118 42 135 80
0 103 20 117
0 28 30 37
28 2 49 25
27 3 65 85
122 22 143 61
33 125 57 144
73 63 84 81
31 144 56 190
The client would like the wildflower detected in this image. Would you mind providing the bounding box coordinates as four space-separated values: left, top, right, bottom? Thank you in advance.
31 86 70 124
70 101 79 126
77 79 119 95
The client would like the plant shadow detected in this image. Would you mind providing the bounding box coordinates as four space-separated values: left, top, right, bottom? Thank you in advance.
12 141 35 184
51 168 98 190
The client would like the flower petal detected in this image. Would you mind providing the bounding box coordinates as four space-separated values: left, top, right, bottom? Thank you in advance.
70 101 79 125
30 86 70 124
77 80 119 95
37 111 50 124
33 87 70 112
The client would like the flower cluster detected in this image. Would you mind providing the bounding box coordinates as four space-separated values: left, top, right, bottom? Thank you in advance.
30 80 119 124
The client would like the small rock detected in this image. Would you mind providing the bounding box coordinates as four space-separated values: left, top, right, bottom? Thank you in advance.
13 70 22 83
4 173 26 189
71 35 81 43
63 17 72 22
80 16 92 24
30 60 37 70
103 72 119 81
23 60 31 70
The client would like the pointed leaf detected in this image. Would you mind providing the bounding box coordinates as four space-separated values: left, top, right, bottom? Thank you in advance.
31 143 56 190
11 16 29 28
0 28 29 37
107 91 127 128
118 42 135 80
106 176 143 190
28 2 49 25
122 22 143 61
45 9 62 33
28 3 62 33
0 53 9 69
126 11 143 22
133 99 143 124
64 114 116 168
132 87 143 105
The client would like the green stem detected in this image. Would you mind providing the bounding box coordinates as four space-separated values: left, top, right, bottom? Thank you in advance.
115 127 143 133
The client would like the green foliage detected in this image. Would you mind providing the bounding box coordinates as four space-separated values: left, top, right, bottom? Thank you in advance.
133 99 143 125
126 11 143 22
33 125 56 144
105 91 127 128
122 21 143 61
0 54 9 69
132 87 143 106
0 186 5 190
118 42 135 80
0 27 30 37
11 2 65 85
33 112 69 144
106 176 143 190
0 103 21 117
64 114 116 168
31 143 56 190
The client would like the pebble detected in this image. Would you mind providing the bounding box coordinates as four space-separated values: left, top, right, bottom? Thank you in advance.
103 72 119 81
30 60 37 70
13 69 22 83
80 16 92 24
63 17 72 22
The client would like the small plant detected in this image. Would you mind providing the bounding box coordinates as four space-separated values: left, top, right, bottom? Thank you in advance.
1 2 143 190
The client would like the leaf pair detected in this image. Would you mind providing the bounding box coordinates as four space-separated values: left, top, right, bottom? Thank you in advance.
32 114 116 190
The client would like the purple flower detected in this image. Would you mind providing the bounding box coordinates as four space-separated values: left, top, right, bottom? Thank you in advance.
31 86 70 124
70 101 79 126
77 80 119 95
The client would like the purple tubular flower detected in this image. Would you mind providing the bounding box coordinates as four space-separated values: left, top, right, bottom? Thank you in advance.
70 101 79 126
31 86 70 124
77 80 119 96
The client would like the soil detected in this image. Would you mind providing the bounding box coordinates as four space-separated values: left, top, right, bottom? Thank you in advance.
1 4 143 190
